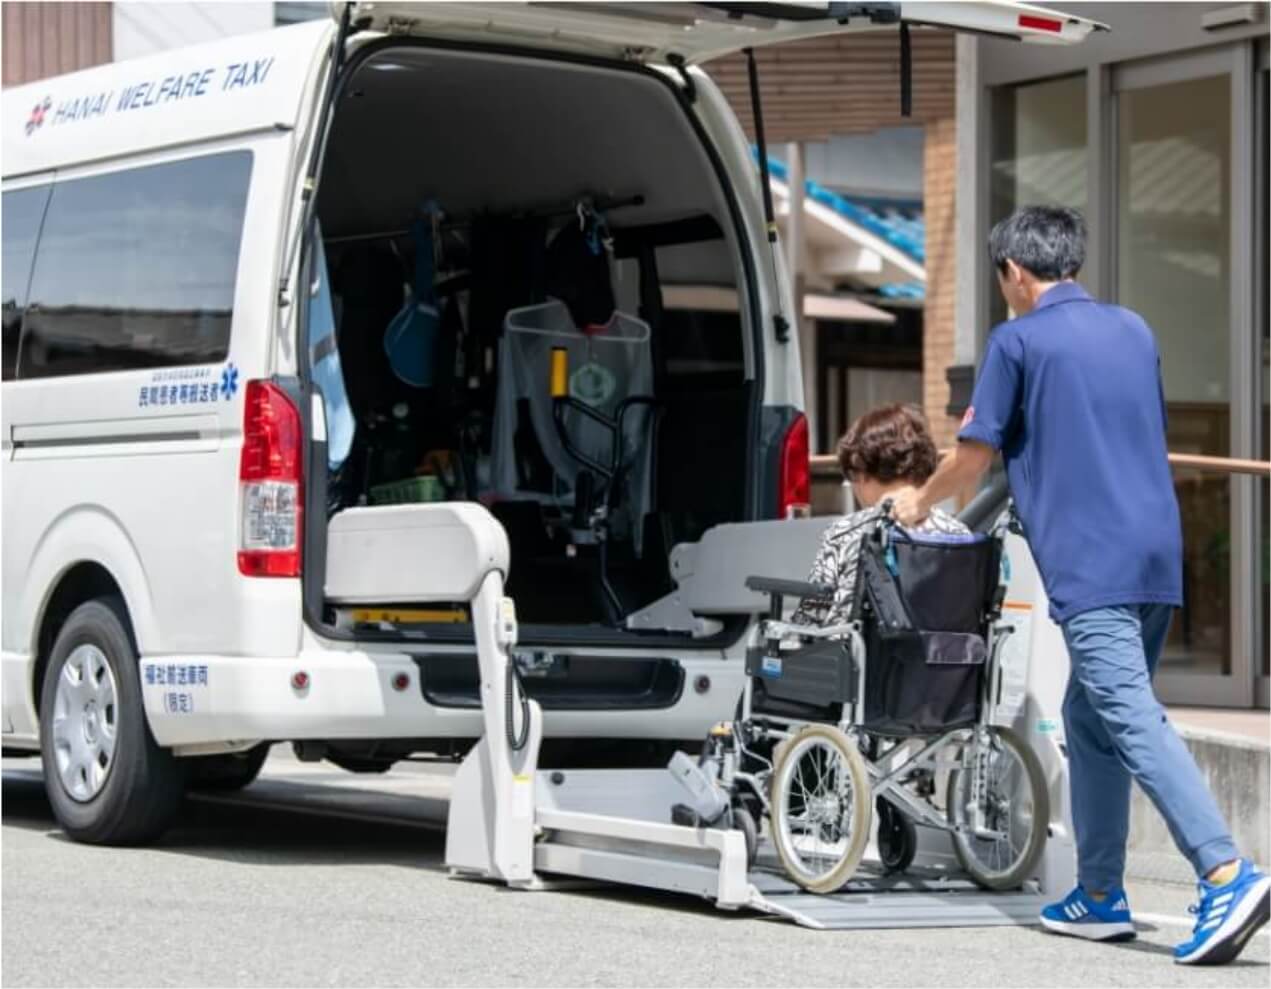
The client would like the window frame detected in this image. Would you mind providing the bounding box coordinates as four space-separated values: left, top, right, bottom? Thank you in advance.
15 148 254 381
1 180 53 382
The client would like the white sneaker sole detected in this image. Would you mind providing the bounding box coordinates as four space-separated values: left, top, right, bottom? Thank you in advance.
1176 875 1271 966
1040 915 1136 942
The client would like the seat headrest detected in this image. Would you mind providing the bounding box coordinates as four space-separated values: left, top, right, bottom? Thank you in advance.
545 221 614 329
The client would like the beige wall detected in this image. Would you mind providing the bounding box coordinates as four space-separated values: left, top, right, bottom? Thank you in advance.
2 1 112 87
922 116 959 452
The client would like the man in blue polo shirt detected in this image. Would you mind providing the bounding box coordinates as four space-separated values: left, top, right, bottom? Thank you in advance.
891 206 1268 965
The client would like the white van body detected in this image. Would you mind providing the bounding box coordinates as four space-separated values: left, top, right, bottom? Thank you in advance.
1 1 1101 841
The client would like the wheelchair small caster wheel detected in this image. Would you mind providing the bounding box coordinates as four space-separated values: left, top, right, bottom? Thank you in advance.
731 804 759 870
876 797 917 874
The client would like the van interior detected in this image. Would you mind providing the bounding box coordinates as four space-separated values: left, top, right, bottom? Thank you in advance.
310 44 757 640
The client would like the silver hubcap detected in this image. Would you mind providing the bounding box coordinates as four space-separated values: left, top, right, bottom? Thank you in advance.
52 645 119 802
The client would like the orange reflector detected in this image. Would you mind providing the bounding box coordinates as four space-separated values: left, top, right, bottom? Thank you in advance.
550 347 568 398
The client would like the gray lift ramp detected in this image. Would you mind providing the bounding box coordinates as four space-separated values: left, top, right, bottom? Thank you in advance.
520 767 1048 932
746 863 1046 931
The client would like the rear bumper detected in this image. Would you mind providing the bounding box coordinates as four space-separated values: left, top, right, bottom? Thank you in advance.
140 645 745 748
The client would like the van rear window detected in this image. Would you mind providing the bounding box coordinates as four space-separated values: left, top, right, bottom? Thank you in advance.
17 151 251 379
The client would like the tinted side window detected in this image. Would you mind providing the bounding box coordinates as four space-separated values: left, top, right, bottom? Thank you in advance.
20 151 252 379
2 186 50 381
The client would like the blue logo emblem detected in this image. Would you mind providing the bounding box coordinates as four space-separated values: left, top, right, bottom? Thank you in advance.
219 363 239 400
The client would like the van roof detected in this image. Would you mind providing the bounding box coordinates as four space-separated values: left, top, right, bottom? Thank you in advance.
3 19 333 179
4 2 1107 180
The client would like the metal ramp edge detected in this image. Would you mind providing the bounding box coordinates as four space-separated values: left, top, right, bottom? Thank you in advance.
748 883 1047 931
744 861 1047 931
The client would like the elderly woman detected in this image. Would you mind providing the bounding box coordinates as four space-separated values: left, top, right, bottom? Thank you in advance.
791 403 968 628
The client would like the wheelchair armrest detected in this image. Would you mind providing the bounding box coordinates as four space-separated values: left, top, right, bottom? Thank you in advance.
762 619 859 641
745 576 833 600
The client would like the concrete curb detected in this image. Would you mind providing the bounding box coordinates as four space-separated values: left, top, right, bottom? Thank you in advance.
1126 723 1269 886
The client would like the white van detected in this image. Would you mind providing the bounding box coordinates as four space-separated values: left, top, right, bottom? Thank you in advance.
1 2 1100 843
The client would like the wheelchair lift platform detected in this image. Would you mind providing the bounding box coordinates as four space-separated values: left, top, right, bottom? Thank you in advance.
331 503 1074 933
488 766 1051 931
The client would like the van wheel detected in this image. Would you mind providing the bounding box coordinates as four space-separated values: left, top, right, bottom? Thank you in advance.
39 597 186 844
187 744 271 791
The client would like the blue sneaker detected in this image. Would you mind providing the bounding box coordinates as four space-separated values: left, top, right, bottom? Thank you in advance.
1175 859 1271 965
1040 885 1135 941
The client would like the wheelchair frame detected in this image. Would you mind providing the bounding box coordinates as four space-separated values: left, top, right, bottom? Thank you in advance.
718 511 1030 868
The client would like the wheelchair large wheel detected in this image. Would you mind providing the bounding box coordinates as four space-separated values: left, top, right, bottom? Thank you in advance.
946 726 1049 890
770 725 871 893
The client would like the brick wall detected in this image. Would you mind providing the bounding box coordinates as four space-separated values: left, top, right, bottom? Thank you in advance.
922 115 960 453
2 2 112 88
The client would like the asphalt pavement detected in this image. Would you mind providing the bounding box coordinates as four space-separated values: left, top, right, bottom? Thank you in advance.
2 750 1267 988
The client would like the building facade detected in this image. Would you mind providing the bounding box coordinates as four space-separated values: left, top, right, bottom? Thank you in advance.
944 2 1268 710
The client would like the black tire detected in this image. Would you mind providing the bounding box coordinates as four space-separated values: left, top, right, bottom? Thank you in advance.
39 597 186 844
876 796 917 874
187 743 271 791
946 726 1049 891
325 753 395 774
733 803 759 870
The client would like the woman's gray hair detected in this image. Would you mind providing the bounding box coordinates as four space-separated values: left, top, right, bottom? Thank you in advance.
988 205 1086 280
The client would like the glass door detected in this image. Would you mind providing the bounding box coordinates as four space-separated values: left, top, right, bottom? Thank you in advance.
1256 41 1269 709
1113 46 1257 707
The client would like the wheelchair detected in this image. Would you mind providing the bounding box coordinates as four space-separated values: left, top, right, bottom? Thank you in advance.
701 507 1049 894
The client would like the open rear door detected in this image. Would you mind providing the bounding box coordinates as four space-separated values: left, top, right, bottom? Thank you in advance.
344 2 1107 63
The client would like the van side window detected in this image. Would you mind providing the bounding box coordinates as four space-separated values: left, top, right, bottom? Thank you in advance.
2 186 51 381
18 151 252 379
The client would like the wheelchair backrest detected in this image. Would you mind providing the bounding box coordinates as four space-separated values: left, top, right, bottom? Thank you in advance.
855 526 1002 635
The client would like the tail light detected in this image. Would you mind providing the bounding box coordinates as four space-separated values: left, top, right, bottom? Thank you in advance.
238 380 303 577
777 413 810 519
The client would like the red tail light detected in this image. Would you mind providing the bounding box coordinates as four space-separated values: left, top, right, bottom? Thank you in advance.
777 413 810 519
238 380 303 577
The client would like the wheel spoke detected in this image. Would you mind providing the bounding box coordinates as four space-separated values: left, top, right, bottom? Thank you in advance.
950 732 1042 882
50 645 119 802
60 658 83 701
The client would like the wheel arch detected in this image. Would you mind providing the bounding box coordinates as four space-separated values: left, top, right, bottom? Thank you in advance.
22 508 157 719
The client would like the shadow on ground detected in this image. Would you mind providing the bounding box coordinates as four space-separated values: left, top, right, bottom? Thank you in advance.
2 768 448 872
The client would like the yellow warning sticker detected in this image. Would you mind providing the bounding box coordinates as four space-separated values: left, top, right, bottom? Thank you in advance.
351 607 468 625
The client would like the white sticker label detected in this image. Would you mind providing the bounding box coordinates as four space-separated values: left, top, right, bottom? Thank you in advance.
992 615 1031 725
512 775 532 819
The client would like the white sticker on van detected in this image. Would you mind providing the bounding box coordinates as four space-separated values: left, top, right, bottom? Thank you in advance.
144 663 209 688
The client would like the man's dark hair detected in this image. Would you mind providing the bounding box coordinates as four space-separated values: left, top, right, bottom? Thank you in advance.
988 205 1087 280
837 403 938 485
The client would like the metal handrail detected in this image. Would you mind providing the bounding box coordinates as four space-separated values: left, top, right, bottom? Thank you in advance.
810 452 1271 478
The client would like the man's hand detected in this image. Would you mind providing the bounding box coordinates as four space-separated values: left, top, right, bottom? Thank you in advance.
889 485 929 527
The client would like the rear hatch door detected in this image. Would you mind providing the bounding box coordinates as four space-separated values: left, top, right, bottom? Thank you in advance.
343 1 1107 63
